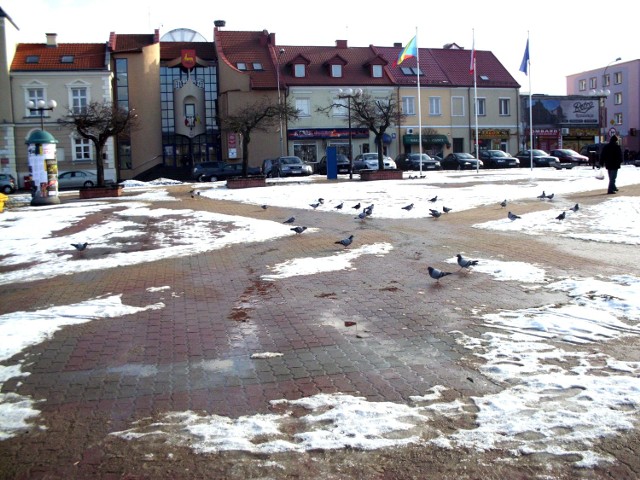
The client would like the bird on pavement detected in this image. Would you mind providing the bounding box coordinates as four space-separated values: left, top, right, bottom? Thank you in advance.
546 193 555 200
402 203 414 211
335 234 354 248
291 226 307 234
457 253 479 270
500 199 507 208
71 242 89 251
570 203 579 212
261 204 268 210
355 210 367 220
443 206 453 213
429 210 442 219
283 216 295 224
508 211 521 221
335 202 344 210
352 202 361 210
318 198 325 205
428 266 452 282
310 202 320 209
428 195 438 203
555 211 566 221
537 191 546 199
364 204 374 216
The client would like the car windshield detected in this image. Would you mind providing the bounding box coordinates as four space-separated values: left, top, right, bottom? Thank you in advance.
409 154 432 161
281 157 302 165
457 153 474 159
489 151 509 157
531 150 548 155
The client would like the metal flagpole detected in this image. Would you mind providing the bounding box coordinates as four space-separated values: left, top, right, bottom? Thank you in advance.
527 33 533 172
416 27 423 177
472 29 479 173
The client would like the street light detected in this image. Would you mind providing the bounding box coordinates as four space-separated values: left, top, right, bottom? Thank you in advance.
337 88 362 179
27 99 57 131
276 48 285 156
589 57 621 142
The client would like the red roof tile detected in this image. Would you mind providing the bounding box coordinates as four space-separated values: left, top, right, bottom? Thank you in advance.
109 33 156 53
215 30 277 89
11 43 108 71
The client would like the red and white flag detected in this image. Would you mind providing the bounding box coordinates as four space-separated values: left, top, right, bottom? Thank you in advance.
469 38 476 75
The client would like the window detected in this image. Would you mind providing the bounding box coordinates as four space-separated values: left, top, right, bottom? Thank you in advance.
71 87 88 114
27 88 44 116
372 65 383 78
400 67 413 76
236 62 247 70
589 77 597 89
429 97 441 116
295 98 311 116
60 55 74 64
402 96 415 115
115 58 129 111
333 97 347 117
499 98 510 116
475 98 486 116
331 64 342 78
579 79 587 91
26 55 39 64
74 138 92 161
451 96 464 116
294 64 305 77
614 113 622 125
614 92 622 105
614 71 622 84
603 74 611 87
252 62 263 70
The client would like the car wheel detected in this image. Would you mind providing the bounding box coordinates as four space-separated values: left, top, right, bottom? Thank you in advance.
198 174 208 182
83 181 94 187
2 185 12 194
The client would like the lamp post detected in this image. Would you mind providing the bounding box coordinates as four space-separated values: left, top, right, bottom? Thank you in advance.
276 48 285 157
337 88 362 179
590 57 621 143
27 99 57 131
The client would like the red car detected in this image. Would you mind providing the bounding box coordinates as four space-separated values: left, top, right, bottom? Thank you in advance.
549 149 589 165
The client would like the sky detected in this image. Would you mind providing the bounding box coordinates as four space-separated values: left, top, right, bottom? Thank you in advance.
1 166 640 467
2 0 636 95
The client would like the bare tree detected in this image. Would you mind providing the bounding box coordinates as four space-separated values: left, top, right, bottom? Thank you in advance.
220 98 299 177
58 101 138 187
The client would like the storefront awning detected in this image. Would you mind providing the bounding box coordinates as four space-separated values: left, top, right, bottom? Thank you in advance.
402 134 449 146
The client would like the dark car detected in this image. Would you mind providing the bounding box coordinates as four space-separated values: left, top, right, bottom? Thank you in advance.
478 150 520 169
192 161 227 182
193 162 260 182
0 173 16 194
579 144 604 167
395 153 441 171
262 156 313 177
549 149 589 165
515 149 561 168
317 154 351 174
441 153 484 170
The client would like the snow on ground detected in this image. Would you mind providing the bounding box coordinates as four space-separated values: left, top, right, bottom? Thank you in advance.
1 166 640 465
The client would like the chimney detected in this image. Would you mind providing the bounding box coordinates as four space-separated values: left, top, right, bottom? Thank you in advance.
336 40 347 49
46 33 57 47
393 42 402 48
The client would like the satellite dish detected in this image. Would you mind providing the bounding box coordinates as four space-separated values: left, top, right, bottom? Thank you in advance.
160 28 208 42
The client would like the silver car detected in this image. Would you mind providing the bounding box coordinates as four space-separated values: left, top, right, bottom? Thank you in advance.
353 153 397 171
57 170 99 188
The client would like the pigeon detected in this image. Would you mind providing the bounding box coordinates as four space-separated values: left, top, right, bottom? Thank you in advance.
443 206 453 213
364 204 374 216
355 210 367 220
352 202 361 210
428 195 438 203
508 211 521 221
335 234 354 248
310 202 320 209
555 211 566 221
261 204 268 210
500 199 507 208
537 191 546 199
429 210 442 219
428 266 452 282
291 226 307 234
546 193 555 200
457 253 479 270
318 198 325 205
570 203 579 212
402 203 414 211
71 242 89 251
283 216 295 224
335 202 344 210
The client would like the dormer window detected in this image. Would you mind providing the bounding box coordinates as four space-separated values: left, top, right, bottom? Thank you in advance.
331 64 342 78
236 62 247 71
294 64 305 78
60 55 74 64
26 55 40 64
372 65 383 78
480 75 489 81
253 62 263 70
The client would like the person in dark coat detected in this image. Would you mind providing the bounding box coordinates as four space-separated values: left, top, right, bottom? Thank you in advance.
600 135 623 194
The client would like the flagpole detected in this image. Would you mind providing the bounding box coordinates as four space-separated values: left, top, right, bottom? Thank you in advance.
472 29 479 173
416 27 423 177
527 32 533 172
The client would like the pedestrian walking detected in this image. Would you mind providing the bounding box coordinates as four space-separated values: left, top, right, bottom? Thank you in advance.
600 135 623 194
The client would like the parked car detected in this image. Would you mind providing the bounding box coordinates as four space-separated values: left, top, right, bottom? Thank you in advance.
549 149 589 165
394 153 441 171
317 154 351 174
58 170 100 189
262 156 313 177
352 153 397 171
193 162 261 182
441 152 484 170
0 173 16 194
192 161 227 182
579 144 604 166
515 149 561 168
477 150 520 169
